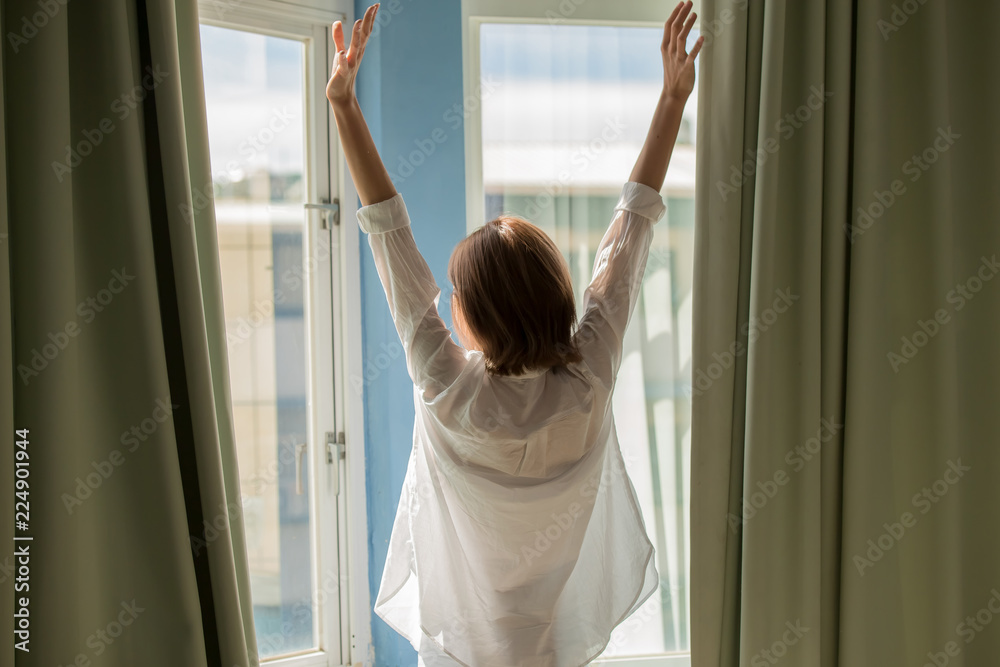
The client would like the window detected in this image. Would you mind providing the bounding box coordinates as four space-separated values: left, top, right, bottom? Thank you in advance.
198 2 358 664
463 1 700 663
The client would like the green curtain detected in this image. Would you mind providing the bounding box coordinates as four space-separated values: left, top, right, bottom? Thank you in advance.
2 0 257 665
1 1 12 656
691 1 1000 665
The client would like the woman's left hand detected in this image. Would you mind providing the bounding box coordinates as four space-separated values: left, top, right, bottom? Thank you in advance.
326 3 379 105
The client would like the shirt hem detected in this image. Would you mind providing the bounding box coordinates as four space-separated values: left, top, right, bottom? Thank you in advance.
374 537 657 667
578 540 657 666
373 599 474 667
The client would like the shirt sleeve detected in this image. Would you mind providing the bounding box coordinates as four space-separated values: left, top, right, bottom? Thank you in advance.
356 194 467 400
573 181 666 386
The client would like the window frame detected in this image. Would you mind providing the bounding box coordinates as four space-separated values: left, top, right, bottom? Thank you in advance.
196 1 372 665
460 0 701 232
459 1 699 663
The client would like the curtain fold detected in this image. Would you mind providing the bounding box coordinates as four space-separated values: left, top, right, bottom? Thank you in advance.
692 1 1000 666
2 0 256 664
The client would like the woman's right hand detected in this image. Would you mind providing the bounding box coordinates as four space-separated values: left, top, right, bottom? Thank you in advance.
326 3 379 105
661 1 703 101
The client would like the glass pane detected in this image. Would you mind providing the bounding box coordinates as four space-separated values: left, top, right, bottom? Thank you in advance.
480 22 700 658
200 25 314 659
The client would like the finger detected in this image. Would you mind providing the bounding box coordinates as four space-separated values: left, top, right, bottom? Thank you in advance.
663 1 683 48
673 5 693 58
363 3 379 36
678 11 697 53
666 0 683 25
358 3 378 59
347 18 363 65
671 2 691 50
332 21 346 54
687 35 704 63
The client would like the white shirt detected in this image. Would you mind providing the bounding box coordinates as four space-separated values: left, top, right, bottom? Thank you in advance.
357 181 666 666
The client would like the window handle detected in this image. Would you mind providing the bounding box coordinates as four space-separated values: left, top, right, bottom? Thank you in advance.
294 442 307 495
304 198 340 229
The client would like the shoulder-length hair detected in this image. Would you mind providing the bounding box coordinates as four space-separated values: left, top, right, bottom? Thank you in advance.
447 215 583 376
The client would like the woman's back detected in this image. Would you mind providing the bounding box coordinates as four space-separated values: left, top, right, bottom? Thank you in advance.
381 354 657 666
363 181 667 666
428 358 597 478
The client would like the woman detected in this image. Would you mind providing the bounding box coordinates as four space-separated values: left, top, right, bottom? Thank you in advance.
327 3 703 664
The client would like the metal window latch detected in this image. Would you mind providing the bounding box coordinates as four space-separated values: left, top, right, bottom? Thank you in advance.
294 442 307 495
326 431 346 463
304 198 340 229
326 431 346 495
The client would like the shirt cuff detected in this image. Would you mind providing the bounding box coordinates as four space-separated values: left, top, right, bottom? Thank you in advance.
356 193 410 234
614 181 667 223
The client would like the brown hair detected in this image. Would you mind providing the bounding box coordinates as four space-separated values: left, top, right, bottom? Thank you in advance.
448 215 583 376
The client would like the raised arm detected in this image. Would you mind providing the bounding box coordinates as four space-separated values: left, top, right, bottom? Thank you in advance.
574 2 702 385
327 4 395 206
326 4 466 398
629 1 702 191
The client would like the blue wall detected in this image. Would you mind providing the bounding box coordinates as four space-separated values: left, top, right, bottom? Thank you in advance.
353 0 466 663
